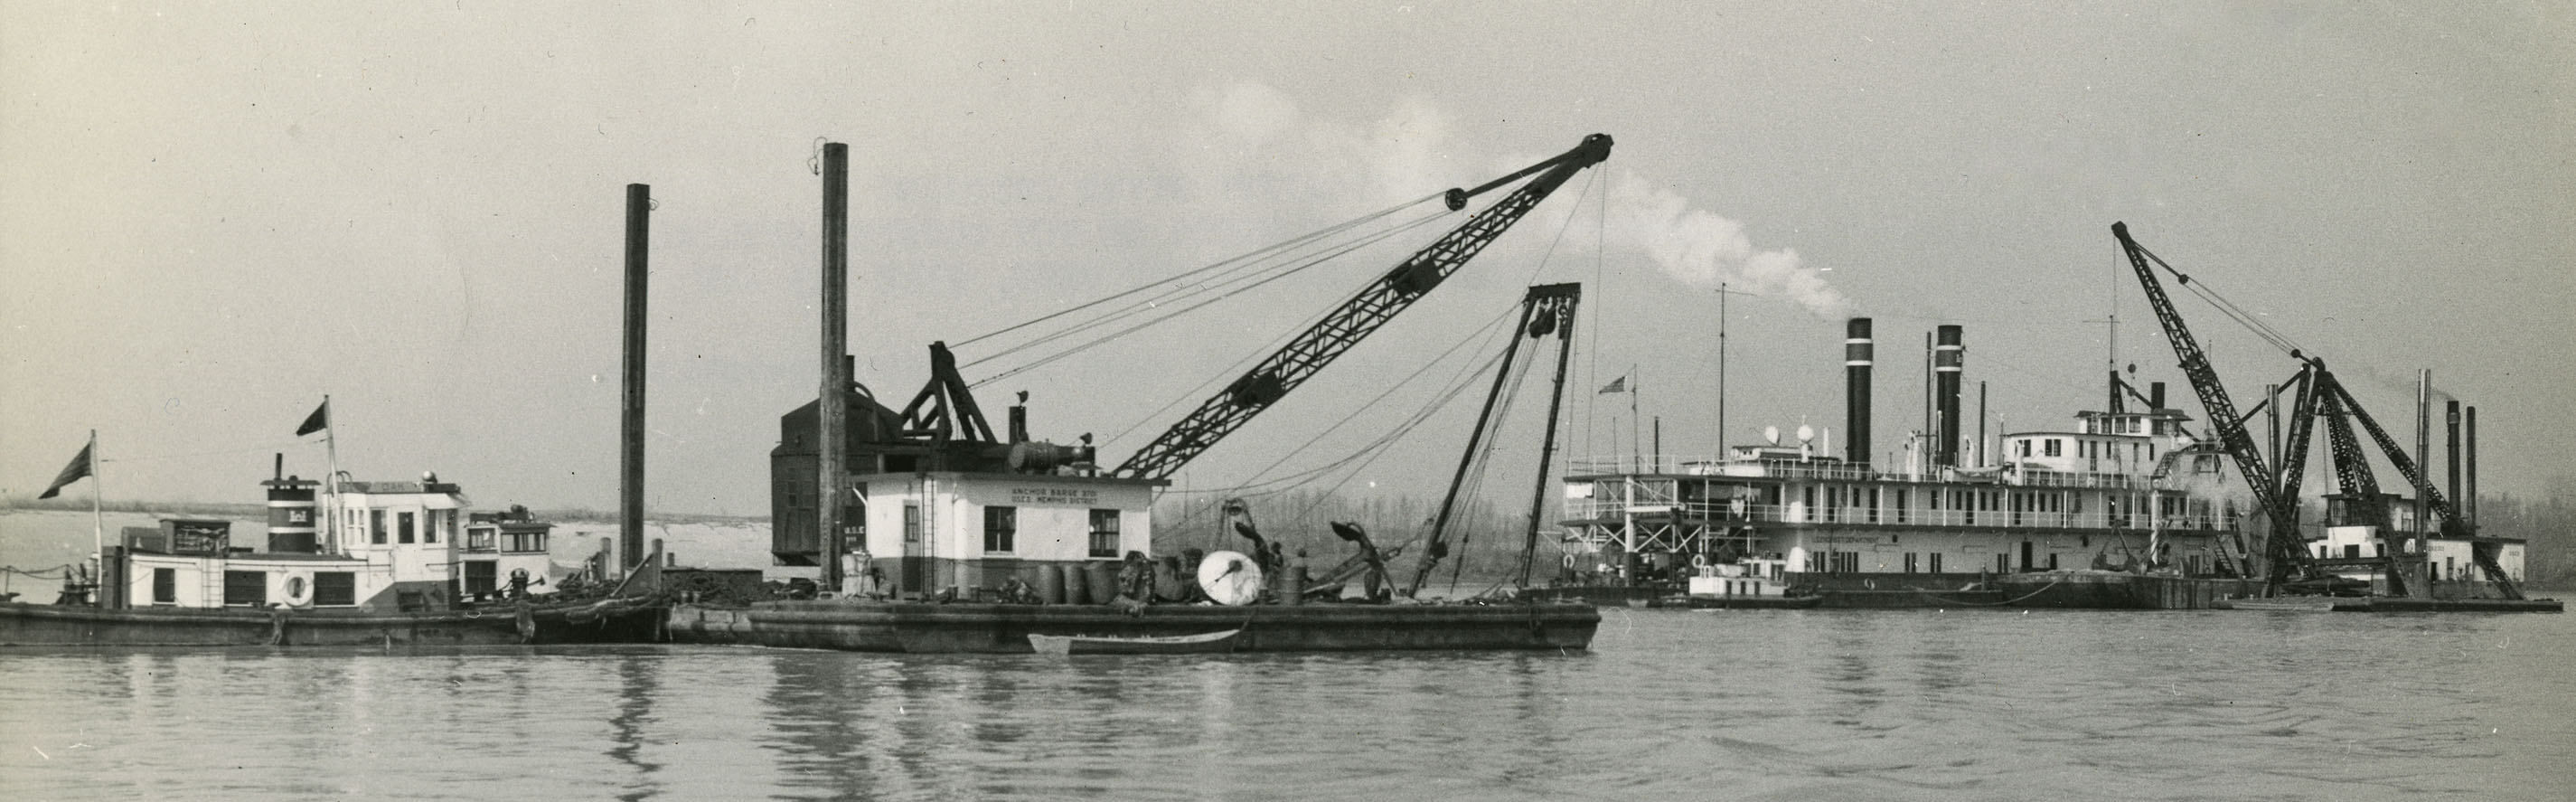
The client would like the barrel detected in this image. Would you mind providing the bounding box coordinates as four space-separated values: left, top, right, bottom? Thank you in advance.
1035 563 1066 605
1152 558 1186 601
1282 566 1305 606
1061 562 1089 606
1086 561 1119 604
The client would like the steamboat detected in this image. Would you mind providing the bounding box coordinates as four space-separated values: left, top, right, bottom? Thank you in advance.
1538 222 2552 612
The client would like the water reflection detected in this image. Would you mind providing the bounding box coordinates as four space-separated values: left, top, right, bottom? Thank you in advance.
606 653 663 801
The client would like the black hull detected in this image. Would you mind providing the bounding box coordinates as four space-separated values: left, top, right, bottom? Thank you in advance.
668 600 1598 654
0 599 663 647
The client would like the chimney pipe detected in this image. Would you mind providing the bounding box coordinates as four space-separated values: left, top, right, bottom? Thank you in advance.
1934 325 1963 468
2446 400 2461 523
2149 382 2165 410
273 452 284 481
818 143 851 590
1845 317 1873 467
2465 406 2478 530
621 183 649 572
2414 369 2430 541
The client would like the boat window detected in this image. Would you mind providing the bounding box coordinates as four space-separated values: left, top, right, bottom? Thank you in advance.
1088 509 1120 558
398 512 416 544
314 572 355 606
903 504 921 543
371 509 387 545
152 568 175 604
223 571 266 606
983 505 1018 553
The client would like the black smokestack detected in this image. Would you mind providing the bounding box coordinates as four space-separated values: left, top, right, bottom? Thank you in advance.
2149 382 2166 410
2446 400 2461 520
1934 325 1963 467
1846 317 1873 467
818 143 850 590
2466 406 2478 529
622 183 649 572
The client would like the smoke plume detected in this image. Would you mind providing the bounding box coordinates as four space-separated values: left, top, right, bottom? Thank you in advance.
1180 81 1849 318
1601 169 1848 318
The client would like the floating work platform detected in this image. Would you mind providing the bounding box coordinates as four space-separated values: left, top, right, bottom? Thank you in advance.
1998 570 2263 610
0 598 663 647
2338 597 2562 613
665 600 1599 654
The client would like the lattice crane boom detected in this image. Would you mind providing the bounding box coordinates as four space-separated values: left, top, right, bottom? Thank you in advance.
2111 222 2306 586
1112 135 1612 480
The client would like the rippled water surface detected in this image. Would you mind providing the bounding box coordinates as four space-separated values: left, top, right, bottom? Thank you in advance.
3 609 2569 801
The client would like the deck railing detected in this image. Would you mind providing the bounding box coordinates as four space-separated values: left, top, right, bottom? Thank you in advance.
1560 499 2236 532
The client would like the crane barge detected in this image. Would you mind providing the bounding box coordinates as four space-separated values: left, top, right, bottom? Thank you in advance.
690 134 1618 652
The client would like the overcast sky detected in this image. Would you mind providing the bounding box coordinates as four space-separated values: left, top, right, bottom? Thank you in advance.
5 2 2569 516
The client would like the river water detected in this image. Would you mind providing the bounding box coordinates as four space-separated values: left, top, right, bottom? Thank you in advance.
2 606 2569 801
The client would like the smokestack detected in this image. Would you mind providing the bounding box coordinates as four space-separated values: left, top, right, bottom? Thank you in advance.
2414 369 2430 540
1934 325 1963 467
1845 317 1872 467
2466 406 2478 530
621 183 649 571
2446 400 2461 526
818 143 851 590
2149 382 2166 410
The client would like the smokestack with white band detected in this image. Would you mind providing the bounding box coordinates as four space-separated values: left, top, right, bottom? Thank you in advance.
1934 325 1963 468
1846 317 1872 467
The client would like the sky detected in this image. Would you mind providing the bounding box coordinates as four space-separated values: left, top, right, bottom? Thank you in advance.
4 2 2570 517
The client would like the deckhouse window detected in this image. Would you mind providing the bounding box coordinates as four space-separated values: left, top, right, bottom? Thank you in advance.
371 509 387 545
2044 439 2062 457
398 512 417 544
983 505 1018 553
1088 509 1120 558
223 571 266 606
313 572 355 606
152 568 175 604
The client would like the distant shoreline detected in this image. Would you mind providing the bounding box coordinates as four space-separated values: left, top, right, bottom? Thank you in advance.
1 499 766 527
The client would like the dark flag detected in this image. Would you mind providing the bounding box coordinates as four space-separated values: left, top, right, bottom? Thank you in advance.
37 442 91 499
296 399 330 436
1597 376 1627 394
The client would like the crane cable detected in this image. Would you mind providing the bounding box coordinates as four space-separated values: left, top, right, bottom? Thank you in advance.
2129 241 2306 357
965 207 1454 388
953 190 1443 352
1161 302 1527 500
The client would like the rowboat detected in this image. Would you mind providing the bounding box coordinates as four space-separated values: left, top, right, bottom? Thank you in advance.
1027 627 1241 656
2223 596 2337 612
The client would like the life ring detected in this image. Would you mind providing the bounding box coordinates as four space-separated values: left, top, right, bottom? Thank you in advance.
1689 553 1710 569
280 572 315 607
1561 553 1576 570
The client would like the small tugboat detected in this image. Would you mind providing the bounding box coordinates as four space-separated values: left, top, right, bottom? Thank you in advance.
2 449 663 647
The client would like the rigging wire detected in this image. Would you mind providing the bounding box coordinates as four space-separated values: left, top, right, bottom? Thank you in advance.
2129 242 2306 357
1210 303 1526 495
1092 212 1473 447
967 208 1453 387
951 190 1443 352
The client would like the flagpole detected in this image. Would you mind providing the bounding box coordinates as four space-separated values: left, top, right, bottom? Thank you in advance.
1629 363 1640 471
89 429 102 604
323 395 339 554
